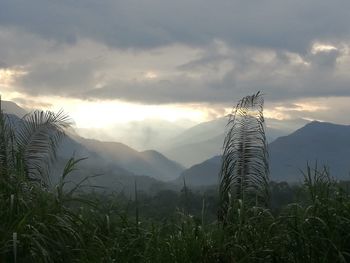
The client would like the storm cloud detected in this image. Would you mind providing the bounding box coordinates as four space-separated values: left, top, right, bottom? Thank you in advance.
1 0 349 51
1 0 350 105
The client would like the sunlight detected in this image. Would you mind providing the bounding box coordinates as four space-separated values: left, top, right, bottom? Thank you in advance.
264 109 291 120
144 71 158 79
44 98 207 128
264 101 330 121
311 42 337 54
0 68 26 87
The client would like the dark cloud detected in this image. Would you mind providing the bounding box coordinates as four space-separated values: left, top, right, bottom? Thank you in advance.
2 0 350 106
15 51 239 103
19 61 98 96
11 42 350 104
1 0 350 52
307 49 340 69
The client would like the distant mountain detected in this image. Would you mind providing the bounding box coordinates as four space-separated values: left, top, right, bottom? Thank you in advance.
178 121 350 186
177 156 221 186
4 113 145 192
52 152 174 195
166 117 227 148
164 117 308 167
2 101 183 192
76 119 193 151
74 137 184 181
54 133 180 194
270 121 350 181
1 100 27 117
165 134 223 167
140 150 185 179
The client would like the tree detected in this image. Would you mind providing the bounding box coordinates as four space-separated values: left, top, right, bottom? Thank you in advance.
218 91 269 222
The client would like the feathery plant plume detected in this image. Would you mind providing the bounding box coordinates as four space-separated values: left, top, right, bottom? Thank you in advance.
0 98 13 170
218 91 269 223
16 109 71 185
0 96 71 186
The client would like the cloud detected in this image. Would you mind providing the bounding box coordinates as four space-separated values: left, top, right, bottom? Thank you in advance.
1 0 350 52
5 39 350 105
1 0 350 111
19 61 98 97
266 96 350 125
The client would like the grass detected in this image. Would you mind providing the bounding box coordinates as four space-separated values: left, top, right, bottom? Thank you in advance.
1 162 350 262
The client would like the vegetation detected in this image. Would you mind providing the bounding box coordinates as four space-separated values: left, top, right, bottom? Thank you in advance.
1 97 350 262
219 91 269 223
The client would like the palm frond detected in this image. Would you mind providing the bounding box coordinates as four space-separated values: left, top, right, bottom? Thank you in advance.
0 97 17 179
16 110 72 185
218 91 269 222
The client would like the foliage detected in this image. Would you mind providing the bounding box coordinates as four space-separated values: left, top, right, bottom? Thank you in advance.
2 148 350 262
219 91 269 223
0 99 71 186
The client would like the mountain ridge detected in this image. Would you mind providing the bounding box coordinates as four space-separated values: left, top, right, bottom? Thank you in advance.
74 136 184 181
179 121 350 185
1 100 28 117
2 100 184 191
163 117 308 167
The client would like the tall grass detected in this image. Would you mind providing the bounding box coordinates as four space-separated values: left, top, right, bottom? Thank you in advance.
219 91 269 224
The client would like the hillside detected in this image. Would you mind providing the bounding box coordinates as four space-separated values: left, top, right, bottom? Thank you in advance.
163 117 307 167
179 121 350 185
165 135 223 168
1 100 27 117
270 121 350 181
177 156 221 185
2 101 182 192
74 137 184 181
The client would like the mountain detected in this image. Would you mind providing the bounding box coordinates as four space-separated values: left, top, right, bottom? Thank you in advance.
2 101 183 192
52 152 174 195
73 136 184 181
165 134 223 167
1 100 27 117
4 113 143 191
76 119 193 151
270 121 350 181
166 117 227 148
164 117 308 167
52 136 179 195
179 121 350 186
178 156 221 186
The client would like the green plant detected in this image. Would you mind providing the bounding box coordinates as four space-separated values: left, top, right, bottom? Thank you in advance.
218 91 269 223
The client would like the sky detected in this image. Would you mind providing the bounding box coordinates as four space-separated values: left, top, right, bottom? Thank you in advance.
1 0 350 146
